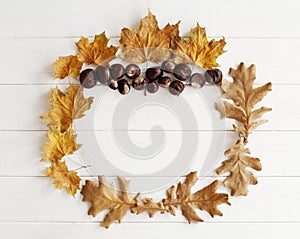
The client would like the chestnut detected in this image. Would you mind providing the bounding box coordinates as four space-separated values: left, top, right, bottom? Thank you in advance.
147 81 159 93
169 80 185 95
117 79 130 95
158 76 172 88
146 67 163 81
79 69 97 89
95 65 110 84
190 73 205 88
205 69 223 85
161 60 176 73
173 63 191 81
125 64 141 79
132 77 146 90
110 64 125 79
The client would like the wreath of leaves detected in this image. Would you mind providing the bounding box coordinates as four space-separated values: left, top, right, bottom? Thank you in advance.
40 11 272 228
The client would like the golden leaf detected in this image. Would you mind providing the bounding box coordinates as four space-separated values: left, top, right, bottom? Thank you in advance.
81 176 136 228
41 127 81 163
81 172 229 228
41 84 94 132
216 140 262 196
45 159 81 196
120 10 180 63
217 62 272 141
162 172 230 223
172 23 226 68
76 32 118 65
53 55 83 79
216 63 272 196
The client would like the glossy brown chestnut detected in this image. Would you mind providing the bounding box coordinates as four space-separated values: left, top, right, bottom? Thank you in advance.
79 69 97 89
110 64 125 79
205 69 223 85
146 67 163 81
132 77 146 90
158 76 172 88
109 80 118 90
161 60 176 73
169 80 185 95
190 73 205 88
117 79 130 95
95 66 110 84
147 81 159 93
173 64 191 81
125 64 141 79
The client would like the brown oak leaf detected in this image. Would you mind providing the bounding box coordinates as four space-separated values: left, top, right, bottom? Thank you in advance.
162 172 230 223
216 63 272 196
120 10 180 63
216 140 262 196
41 127 81 162
53 55 83 79
40 84 94 132
81 172 229 228
216 62 272 142
81 176 135 228
45 159 81 196
172 23 226 68
76 32 118 65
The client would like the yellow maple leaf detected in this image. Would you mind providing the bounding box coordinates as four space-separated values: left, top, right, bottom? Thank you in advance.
172 23 226 68
45 159 81 196
76 32 118 65
42 127 81 162
53 55 83 79
41 84 94 132
120 10 180 63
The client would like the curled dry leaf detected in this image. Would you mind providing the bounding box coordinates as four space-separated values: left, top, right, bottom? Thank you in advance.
162 171 230 223
81 176 136 228
76 32 118 66
41 127 81 162
40 84 94 132
45 159 81 196
172 24 226 68
217 63 272 141
216 62 272 196
53 55 83 80
120 10 180 63
81 172 229 228
216 140 262 196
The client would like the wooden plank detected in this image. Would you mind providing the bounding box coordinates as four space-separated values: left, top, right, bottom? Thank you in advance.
0 222 299 239
0 0 299 37
0 131 299 177
0 85 294 130
0 38 299 85
0 177 299 222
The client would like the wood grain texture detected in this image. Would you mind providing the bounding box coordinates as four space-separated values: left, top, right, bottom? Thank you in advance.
0 0 299 237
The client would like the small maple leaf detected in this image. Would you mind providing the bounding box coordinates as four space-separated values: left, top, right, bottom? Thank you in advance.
45 159 81 196
172 23 226 68
162 172 230 223
216 62 272 142
216 140 262 196
81 176 136 228
53 55 83 79
120 10 180 63
41 127 81 162
40 84 94 132
76 32 118 65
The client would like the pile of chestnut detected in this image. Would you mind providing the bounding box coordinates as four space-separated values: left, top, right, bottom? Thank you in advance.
79 60 223 95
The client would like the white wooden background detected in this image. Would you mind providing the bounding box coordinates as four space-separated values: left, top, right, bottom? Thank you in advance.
0 0 300 238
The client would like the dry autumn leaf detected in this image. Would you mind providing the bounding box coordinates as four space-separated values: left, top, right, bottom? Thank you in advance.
76 32 118 65
216 140 262 196
81 172 229 228
120 10 180 63
53 55 83 79
172 23 226 68
216 62 272 141
41 127 81 163
45 159 81 196
216 62 272 196
41 84 94 132
162 172 230 223
81 176 136 228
